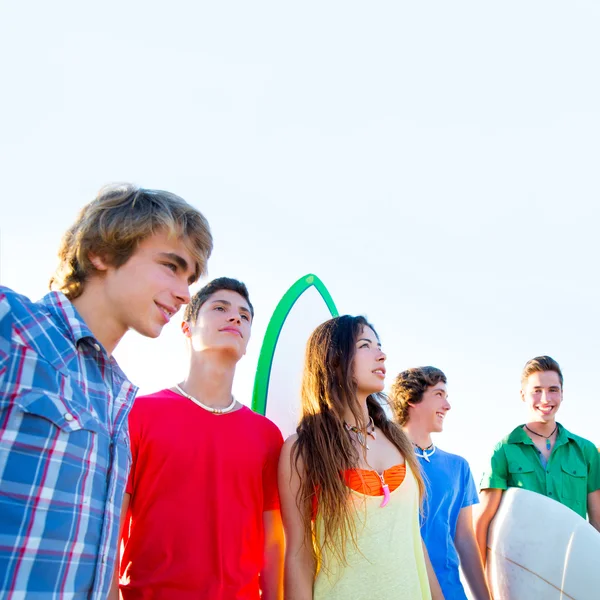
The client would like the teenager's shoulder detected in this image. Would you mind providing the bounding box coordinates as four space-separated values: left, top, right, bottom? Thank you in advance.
435 447 468 463
136 388 178 402
434 447 472 471
0 288 75 359
239 406 283 439
1 285 29 305
0 287 18 340
490 425 524 451
562 425 598 455
1 286 43 323
130 389 181 414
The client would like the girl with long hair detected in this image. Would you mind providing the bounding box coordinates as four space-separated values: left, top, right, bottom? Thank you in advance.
278 315 444 599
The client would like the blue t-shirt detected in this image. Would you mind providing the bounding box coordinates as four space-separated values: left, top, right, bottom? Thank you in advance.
418 447 479 600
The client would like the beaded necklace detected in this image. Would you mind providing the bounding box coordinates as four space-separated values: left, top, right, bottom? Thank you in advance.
174 384 237 415
344 416 376 450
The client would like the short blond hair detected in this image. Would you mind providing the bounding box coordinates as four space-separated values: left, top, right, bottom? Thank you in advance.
50 183 213 299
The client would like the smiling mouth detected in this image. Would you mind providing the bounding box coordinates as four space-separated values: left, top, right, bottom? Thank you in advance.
156 303 175 321
372 369 386 377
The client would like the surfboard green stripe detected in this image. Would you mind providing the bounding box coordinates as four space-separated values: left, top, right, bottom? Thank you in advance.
251 274 338 416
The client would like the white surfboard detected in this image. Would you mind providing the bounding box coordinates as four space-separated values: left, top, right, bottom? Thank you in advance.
252 274 338 439
487 487 600 599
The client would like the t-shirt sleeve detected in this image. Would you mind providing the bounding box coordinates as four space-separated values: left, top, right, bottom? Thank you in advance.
479 443 509 491
262 423 284 511
461 460 480 507
125 401 141 496
586 443 600 494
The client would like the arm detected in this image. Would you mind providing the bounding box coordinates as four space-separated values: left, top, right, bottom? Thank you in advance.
261 509 285 600
587 445 600 532
588 489 600 532
422 541 444 600
473 489 503 566
455 506 491 600
108 492 131 600
278 436 315 600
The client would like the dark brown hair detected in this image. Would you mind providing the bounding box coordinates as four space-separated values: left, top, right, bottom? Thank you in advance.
50 183 213 299
184 277 254 324
290 315 424 566
389 366 447 426
521 355 563 388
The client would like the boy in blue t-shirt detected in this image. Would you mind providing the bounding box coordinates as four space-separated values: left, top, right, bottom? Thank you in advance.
390 367 491 600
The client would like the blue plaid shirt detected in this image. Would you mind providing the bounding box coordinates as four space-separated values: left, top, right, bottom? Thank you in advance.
0 287 138 599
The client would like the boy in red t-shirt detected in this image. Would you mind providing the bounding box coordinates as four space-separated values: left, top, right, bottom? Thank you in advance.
115 278 284 600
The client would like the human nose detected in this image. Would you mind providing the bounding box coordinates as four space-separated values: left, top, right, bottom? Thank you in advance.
444 398 451 411
174 281 191 306
228 312 242 324
377 349 386 361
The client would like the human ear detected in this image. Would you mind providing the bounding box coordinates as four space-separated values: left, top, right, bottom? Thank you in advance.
88 252 109 271
181 321 192 338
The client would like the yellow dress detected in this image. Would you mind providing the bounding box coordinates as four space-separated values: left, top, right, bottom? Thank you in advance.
313 463 431 600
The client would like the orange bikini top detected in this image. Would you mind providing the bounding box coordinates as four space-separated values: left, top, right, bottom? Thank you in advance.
344 464 406 495
311 464 406 520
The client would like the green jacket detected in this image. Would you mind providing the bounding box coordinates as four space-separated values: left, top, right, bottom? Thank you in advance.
480 423 600 519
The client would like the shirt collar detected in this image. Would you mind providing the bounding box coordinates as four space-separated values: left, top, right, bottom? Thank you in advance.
507 422 573 445
40 291 98 347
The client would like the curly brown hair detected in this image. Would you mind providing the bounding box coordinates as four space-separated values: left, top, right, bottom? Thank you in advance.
50 183 213 299
389 366 447 426
290 315 425 567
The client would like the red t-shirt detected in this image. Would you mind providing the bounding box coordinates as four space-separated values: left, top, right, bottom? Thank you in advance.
120 389 283 600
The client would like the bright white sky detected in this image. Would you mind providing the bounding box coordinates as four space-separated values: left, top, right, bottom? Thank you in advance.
1 1 599 482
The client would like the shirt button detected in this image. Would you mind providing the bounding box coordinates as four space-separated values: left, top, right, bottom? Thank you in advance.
518 467 522 471
93 343 101 352
64 413 74 422
549 491 553 496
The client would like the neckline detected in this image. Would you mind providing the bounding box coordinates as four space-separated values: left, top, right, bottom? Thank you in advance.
167 389 247 415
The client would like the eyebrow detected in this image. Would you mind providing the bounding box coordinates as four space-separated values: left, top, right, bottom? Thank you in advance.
357 337 382 348
159 252 196 284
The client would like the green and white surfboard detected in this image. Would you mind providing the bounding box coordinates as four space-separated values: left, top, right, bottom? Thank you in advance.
252 274 338 438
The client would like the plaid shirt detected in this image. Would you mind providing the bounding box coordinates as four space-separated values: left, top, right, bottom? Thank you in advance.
0 287 138 599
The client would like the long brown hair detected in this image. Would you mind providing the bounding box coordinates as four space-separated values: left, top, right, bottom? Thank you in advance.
290 315 425 565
